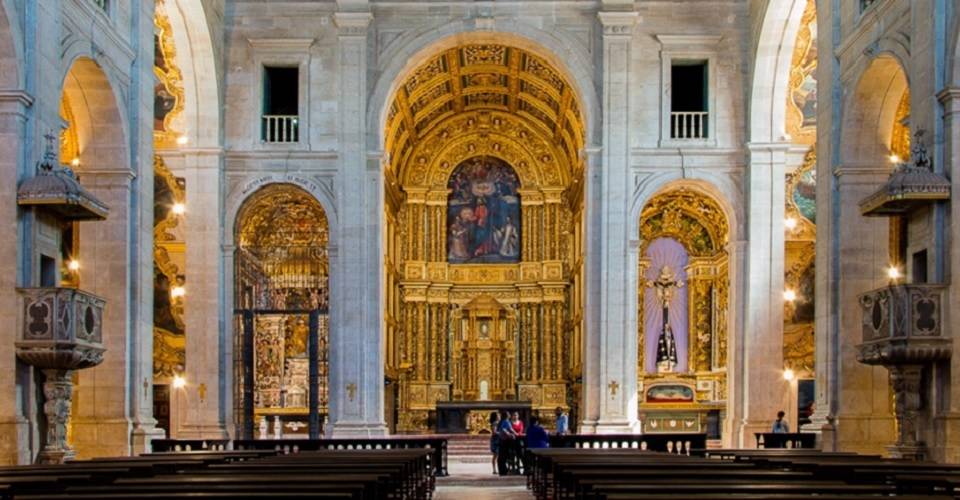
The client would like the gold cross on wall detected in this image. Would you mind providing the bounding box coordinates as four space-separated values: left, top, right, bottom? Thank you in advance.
608 380 619 397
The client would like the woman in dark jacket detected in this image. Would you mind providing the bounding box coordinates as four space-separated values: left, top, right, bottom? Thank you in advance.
489 411 500 474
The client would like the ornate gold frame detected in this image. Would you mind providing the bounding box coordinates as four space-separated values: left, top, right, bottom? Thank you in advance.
637 188 729 410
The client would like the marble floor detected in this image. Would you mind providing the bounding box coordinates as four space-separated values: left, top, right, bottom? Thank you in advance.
434 458 533 499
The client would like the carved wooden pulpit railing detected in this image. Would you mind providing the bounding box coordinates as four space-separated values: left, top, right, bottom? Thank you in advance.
857 284 950 460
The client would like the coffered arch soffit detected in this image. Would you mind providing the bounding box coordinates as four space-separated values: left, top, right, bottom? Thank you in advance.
385 43 586 191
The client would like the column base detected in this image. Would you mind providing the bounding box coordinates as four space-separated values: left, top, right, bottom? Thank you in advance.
71 418 133 459
740 420 775 448
832 414 896 456
0 416 32 465
887 443 926 461
331 421 389 438
177 423 229 440
579 418 640 435
131 424 168 455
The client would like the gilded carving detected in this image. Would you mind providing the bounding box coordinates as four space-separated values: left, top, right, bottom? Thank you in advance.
638 188 729 415
153 155 186 379
786 0 818 145
385 43 585 428
639 188 728 256
153 0 185 148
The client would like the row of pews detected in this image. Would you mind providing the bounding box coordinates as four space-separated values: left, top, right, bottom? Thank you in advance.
527 448 960 499
0 448 435 499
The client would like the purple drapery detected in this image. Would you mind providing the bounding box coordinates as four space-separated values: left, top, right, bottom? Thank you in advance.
643 237 689 374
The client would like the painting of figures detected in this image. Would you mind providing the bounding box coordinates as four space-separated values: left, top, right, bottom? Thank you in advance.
447 156 521 264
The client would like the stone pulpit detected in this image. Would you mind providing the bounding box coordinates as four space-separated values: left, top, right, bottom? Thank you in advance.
16 137 109 463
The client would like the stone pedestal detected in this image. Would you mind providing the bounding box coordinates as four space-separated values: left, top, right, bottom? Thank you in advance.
37 369 75 464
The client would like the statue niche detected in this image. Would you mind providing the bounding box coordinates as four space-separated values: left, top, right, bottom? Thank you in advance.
451 296 516 401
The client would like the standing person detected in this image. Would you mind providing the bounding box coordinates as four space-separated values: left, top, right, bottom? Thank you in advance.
554 407 568 436
772 410 790 433
496 410 517 476
488 411 500 474
510 411 525 434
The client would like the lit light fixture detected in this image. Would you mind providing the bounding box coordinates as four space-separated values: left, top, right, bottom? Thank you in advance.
889 154 901 164
887 265 901 281
783 289 797 302
67 259 80 272
171 286 186 299
172 375 186 389
70 157 80 168
784 217 798 230
783 369 795 382
172 202 186 215
176 135 189 146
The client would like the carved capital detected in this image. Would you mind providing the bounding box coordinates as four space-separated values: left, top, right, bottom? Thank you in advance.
598 11 638 37
334 12 373 37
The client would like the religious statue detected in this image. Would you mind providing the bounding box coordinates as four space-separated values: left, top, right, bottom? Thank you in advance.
647 265 684 373
258 416 268 439
273 415 282 439
284 316 309 358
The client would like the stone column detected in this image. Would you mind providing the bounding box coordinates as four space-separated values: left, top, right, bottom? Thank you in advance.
818 165 896 454
733 143 789 446
0 91 33 465
73 171 136 458
937 88 960 462
330 11 387 437
724 239 747 446
179 149 227 439
581 11 638 434
130 0 166 452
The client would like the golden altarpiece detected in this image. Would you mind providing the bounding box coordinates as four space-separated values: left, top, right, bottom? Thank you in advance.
636 189 729 434
382 44 587 433
233 185 331 438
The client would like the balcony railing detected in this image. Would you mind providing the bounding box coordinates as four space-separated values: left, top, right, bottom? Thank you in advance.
670 112 709 140
262 115 300 144
857 284 951 365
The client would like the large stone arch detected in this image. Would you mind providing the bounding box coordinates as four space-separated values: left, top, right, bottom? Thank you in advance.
840 54 910 168
60 57 130 172
164 0 222 147
367 22 601 149
60 56 137 458
0 0 22 89
749 0 808 143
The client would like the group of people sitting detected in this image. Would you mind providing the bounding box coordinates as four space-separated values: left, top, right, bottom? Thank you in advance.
488 407 569 476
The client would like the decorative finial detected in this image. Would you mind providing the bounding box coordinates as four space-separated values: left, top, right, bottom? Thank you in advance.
909 130 931 171
38 131 58 174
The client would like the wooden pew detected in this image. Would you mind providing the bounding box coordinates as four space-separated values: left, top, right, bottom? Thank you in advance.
527 448 960 500
4 448 434 500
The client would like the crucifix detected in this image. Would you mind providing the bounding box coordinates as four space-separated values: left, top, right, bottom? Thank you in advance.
646 265 683 373
346 382 357 402
608 380 619 397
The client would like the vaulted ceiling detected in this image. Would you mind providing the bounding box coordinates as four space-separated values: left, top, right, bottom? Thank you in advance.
384 44 586 184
